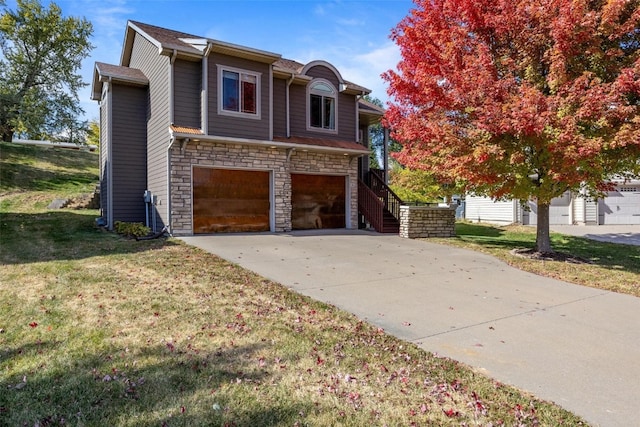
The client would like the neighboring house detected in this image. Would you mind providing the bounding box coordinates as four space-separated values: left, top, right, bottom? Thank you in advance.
465 179 640 225
91 21 388 235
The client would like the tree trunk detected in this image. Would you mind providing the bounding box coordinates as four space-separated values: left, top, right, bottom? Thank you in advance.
1 129 14 143
535 202 553 253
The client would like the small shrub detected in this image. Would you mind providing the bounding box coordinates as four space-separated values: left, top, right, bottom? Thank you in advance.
114 221 150 238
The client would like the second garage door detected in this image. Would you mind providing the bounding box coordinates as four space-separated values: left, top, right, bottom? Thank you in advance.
291 174 345 230
193 167 270 233
598 185 640 224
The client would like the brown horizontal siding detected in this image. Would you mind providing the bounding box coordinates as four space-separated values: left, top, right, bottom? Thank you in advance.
173 58 201 129
288 80 358 143
111 84 148 223
272 77 287 138
207 54 270 140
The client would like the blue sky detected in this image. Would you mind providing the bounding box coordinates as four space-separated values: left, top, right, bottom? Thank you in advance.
5 0 415 122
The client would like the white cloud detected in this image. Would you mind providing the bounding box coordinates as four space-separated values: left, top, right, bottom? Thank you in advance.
333 42 401 103
76 0 134 120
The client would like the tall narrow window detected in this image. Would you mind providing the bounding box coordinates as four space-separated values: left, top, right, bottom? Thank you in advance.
308 80 337 132
241 74 256 114
222 70 239 111
219 66 260 117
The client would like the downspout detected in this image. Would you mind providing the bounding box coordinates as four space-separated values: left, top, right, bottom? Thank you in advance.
166 50 177 235
166 135 176 236
202 43 212 134
169 49 177 123
286 73 294 138
356 94 363 143
269 65 274 140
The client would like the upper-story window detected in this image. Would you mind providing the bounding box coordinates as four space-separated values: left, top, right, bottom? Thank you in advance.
218 65 261 119
308 79 337 132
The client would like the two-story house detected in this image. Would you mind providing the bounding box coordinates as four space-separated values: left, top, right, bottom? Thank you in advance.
91 20 388 235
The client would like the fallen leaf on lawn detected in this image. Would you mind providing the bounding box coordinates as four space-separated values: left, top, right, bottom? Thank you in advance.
29 322 38 328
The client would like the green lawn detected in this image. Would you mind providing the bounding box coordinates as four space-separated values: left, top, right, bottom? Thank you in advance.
0 141 588 426
430 222 640 298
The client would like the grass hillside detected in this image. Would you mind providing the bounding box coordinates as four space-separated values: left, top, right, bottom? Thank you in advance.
0 141 99 212
0 142 587 426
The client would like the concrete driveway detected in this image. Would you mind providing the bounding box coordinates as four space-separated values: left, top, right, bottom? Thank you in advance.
551 225 640 246
180 230 640 427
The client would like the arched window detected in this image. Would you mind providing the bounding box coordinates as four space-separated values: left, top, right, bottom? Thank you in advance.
308 79 337 132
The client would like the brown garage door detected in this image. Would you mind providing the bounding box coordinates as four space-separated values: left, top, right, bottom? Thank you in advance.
193 168 270 233
291 174 345 230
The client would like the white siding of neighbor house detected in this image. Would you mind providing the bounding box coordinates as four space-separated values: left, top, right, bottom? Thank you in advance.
573 194 599 225
585 198 598 224
465 195 517 224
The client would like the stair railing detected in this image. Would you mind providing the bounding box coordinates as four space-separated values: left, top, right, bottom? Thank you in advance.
368 171 403 222
358 179 384 232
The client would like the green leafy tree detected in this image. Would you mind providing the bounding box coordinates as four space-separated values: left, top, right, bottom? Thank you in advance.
388 165 442 203
0 0 93 142
86 119 99 148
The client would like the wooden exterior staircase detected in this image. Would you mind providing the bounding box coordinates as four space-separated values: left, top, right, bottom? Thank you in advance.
358 169 402 234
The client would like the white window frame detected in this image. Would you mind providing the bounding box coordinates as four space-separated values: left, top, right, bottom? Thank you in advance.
217 65 261 120
307 78 338 134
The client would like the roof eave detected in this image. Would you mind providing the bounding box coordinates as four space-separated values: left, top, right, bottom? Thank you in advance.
169 132 368 156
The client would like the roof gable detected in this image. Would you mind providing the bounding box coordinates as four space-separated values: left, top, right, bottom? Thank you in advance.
117 21 371 94
91 62 148 100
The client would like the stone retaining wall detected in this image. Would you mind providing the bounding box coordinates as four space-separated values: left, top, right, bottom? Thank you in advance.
399 205 456 238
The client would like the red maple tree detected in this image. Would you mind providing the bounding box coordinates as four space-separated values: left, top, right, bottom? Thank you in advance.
384 0 640 253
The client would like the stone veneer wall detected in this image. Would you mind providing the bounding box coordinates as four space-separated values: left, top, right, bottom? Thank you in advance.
168 142 358 235
399 205 456 238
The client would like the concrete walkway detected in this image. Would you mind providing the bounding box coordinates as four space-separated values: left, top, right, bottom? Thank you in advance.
180 230 640 427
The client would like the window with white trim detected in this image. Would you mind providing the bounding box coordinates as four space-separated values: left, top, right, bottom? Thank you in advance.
218 66 260 118
308 79 337 132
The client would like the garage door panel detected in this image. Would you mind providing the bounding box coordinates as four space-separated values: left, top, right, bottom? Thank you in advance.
599 186 640 225
525 192 572 225
292 174 345 230
193 168 270 233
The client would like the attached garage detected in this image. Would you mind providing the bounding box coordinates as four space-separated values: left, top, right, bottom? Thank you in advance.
524 192 572 225
291 174 346 230
598 185 640 225
192 167 271 233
